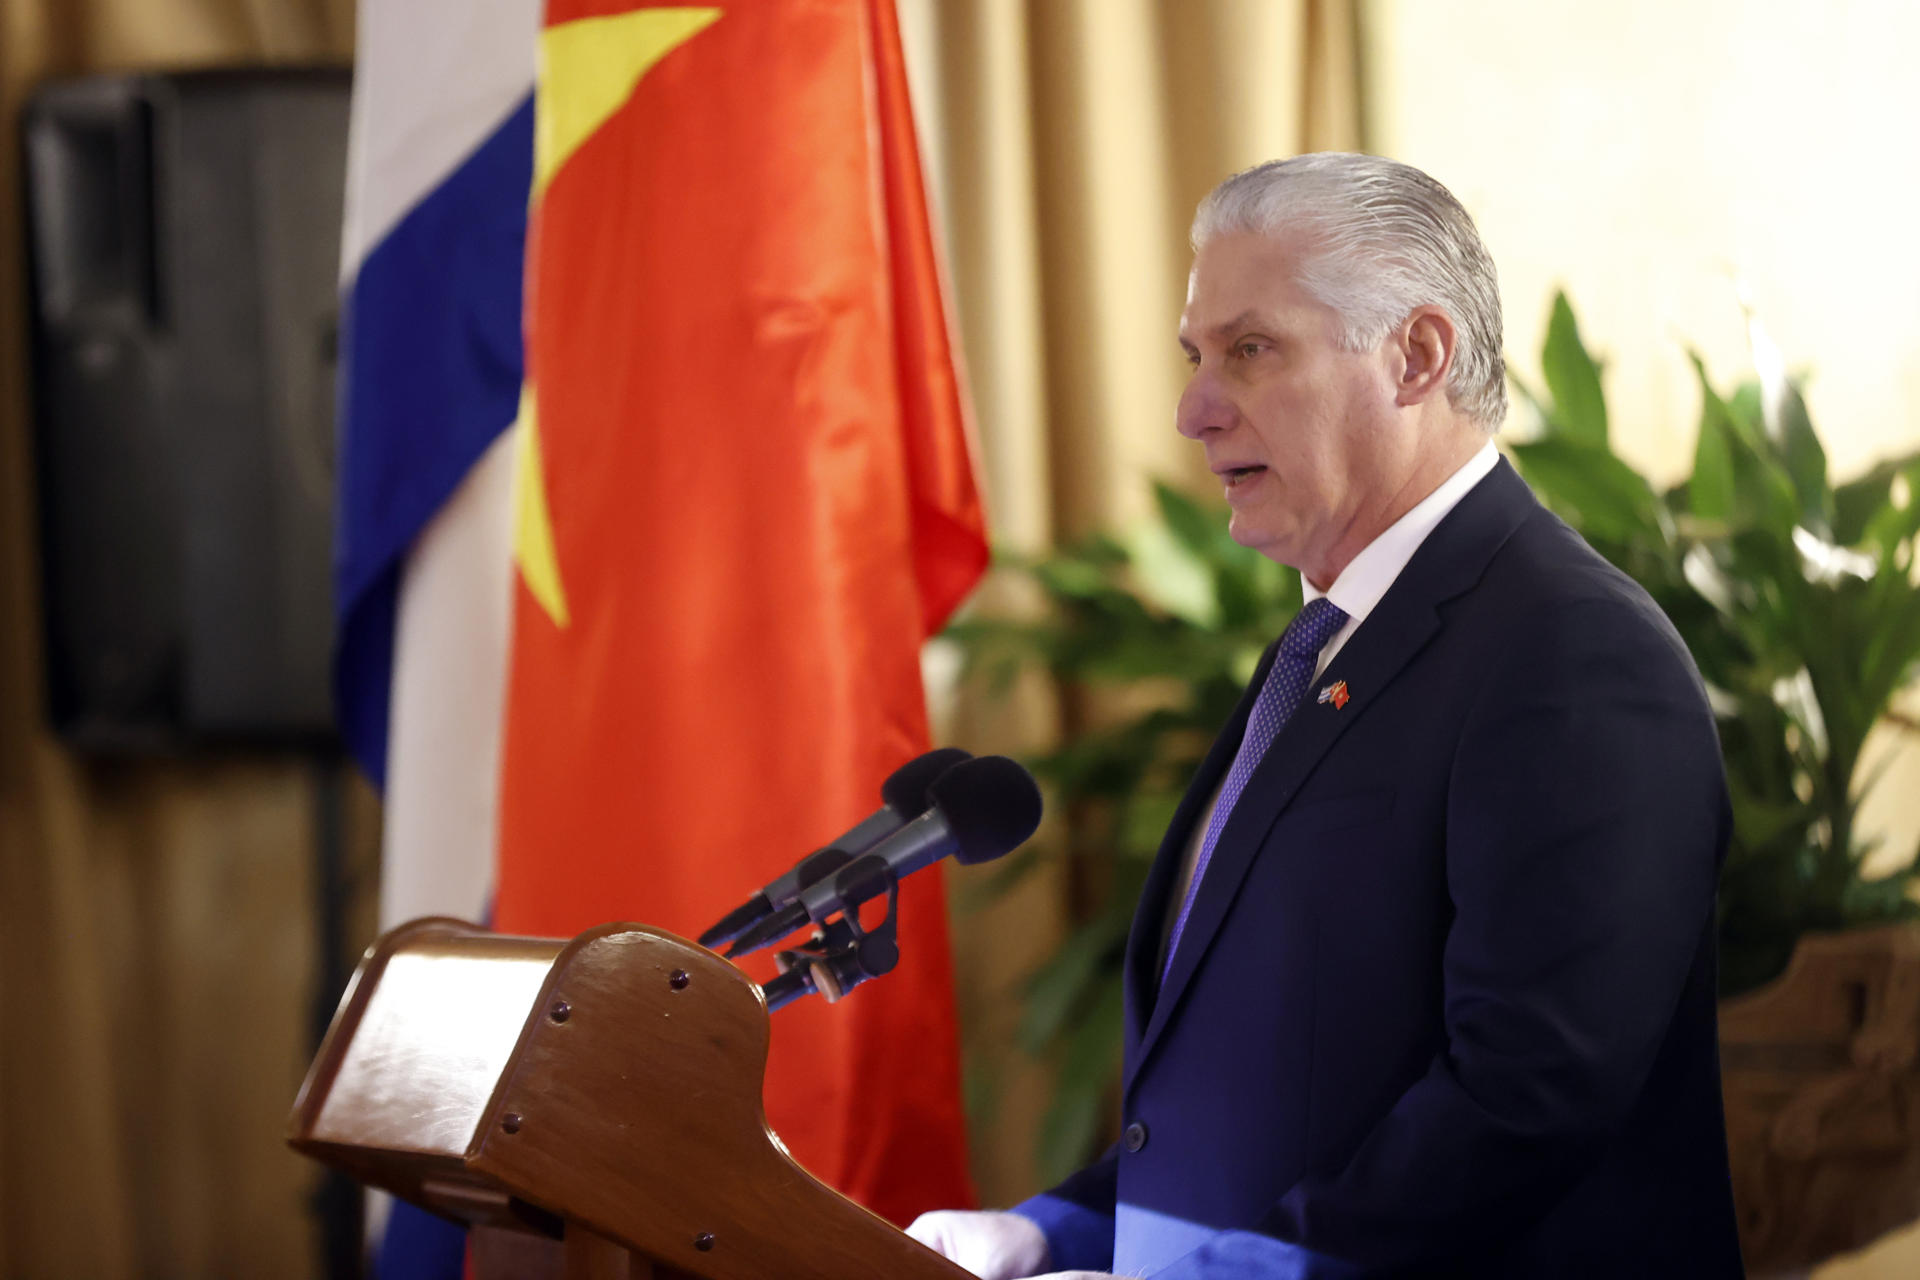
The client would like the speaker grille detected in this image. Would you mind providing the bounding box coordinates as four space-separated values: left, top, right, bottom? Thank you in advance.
24 68 350 750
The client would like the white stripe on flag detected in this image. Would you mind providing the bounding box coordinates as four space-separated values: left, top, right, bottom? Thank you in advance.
379 426 520 929
341 0 541 279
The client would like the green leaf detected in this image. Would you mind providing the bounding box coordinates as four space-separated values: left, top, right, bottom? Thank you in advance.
1508 438 1668 547
1727 789 1813 855
1154 481 1223 560
1689 354 1800 537
1035 976 1125 1183
1216 554 1295 632
1230 642 1267 685
1727 381 1767 447
1033 556 1114 600
1127 521 1219 628
1688 376 1738 522
1120 790 1184 857
1855 580 1920 730
1036 1089 1104 1187
1506 369 1553 439
962 1049 1000 1131
1769 377 1833 531
1835 450 1920 554
1539 291 1609 446
1017 913 1126 1053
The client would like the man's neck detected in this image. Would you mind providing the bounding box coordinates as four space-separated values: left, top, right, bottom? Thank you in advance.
1303 429 1491 591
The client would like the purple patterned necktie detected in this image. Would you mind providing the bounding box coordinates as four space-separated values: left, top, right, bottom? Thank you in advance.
1161 596 1350 980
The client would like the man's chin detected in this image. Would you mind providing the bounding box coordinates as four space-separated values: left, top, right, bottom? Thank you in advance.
1225 520 1297 570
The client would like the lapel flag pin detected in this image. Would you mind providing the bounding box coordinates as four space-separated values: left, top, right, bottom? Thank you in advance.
1317 680 1350 710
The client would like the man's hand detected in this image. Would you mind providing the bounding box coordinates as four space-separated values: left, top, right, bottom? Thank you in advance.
905 1209 1052 1280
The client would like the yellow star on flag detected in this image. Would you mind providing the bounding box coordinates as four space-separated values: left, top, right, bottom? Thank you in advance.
512 6 722 629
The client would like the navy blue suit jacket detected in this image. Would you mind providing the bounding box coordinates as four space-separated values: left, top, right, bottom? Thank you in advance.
1017 461 1744 1278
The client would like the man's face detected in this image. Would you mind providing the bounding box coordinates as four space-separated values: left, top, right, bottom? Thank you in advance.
1176 230 1406 586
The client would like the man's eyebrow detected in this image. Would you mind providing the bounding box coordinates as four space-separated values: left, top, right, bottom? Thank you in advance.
1180 311 1270 350
1205 310 1268 339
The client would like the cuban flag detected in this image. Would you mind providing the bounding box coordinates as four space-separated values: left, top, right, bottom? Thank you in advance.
335 0 536 926
333 1 539 1273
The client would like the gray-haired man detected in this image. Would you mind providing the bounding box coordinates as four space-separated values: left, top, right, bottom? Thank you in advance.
912 154 1742 1279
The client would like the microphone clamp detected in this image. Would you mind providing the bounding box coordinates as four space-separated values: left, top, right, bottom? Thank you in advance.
758 856 902 1012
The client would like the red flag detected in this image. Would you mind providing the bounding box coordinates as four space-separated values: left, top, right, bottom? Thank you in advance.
494 0 986 1224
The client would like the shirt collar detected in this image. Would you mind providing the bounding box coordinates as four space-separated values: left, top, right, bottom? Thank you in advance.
1302 440 1500 624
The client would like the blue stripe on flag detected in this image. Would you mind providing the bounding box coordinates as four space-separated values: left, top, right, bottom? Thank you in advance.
333 94 534 785
373 1201 467 1280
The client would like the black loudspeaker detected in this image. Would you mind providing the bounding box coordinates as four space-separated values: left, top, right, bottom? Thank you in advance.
23 68 350 750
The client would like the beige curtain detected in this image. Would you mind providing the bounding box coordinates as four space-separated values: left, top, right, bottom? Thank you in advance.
0 0 1356 1270
905 0 1361 548
0 4 363 1279
898 0 1360 1205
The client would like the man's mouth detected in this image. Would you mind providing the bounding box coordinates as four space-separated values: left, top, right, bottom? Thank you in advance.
1220 465 1267 487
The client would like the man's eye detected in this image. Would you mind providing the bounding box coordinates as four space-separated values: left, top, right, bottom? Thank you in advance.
1236 341 1264 358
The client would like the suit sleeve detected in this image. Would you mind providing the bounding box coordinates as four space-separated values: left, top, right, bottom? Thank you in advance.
1010 1145 1119 1273
1157 593 1729 1278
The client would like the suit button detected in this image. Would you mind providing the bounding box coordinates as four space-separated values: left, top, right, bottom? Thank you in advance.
1123 1121 1148 1153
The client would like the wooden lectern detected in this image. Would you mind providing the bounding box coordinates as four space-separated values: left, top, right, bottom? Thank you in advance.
289 917 973 1279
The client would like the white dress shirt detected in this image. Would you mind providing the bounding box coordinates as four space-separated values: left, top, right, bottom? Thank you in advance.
1154 441 1500 974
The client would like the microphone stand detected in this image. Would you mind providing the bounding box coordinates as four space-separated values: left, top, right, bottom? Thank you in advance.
758 867 901 1012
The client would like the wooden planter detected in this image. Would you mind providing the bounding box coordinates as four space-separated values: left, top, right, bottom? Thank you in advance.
1719 924 1920 1274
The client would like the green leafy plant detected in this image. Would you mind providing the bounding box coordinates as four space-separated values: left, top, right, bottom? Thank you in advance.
948 291 1920 1180
1510 293 1920 995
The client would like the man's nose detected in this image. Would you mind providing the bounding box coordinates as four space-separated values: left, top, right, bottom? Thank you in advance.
1176 371 1233 440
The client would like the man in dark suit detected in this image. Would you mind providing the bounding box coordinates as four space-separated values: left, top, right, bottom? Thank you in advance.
909 154 1743 1278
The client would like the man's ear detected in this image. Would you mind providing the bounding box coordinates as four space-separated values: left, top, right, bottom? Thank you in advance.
1395 306 1456 408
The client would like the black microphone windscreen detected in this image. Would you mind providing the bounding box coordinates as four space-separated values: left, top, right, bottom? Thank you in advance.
928 755 1043 865
878 747 973 816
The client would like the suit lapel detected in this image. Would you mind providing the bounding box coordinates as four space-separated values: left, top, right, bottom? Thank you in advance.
1121 641 1281 1049
1123 459 1539 1094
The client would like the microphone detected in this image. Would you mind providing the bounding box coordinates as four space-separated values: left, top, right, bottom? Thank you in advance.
729 755 1043 957
697 747 973 949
